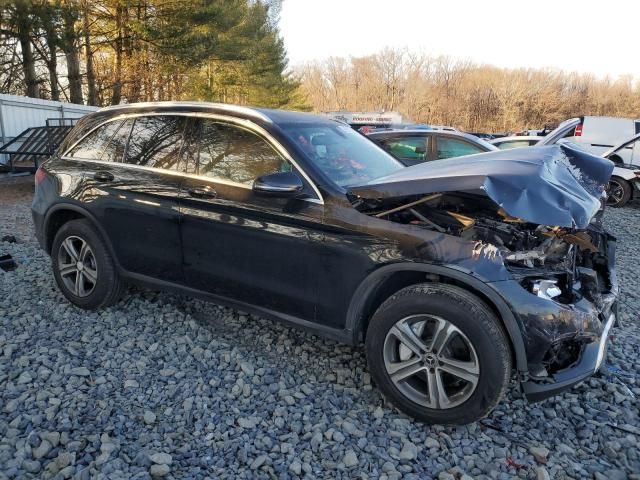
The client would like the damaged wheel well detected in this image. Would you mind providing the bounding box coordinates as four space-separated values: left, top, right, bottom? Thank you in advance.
349 265 527 373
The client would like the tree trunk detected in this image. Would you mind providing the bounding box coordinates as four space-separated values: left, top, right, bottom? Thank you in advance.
62 6 83 104
82 1 98 106
110 5 125 105
15 3 39 98
44 25 59 101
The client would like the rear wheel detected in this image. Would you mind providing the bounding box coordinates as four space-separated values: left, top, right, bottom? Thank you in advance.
365 283 511 425
51 219 123 309
606 176 632 207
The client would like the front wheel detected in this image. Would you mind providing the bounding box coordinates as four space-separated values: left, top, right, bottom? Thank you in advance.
365 283 512 425
606 176 632 208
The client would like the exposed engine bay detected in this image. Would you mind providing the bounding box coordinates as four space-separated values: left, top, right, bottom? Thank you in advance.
355 191 613 310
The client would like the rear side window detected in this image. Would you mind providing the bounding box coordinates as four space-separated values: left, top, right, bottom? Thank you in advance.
496 140 531 150
378 136 428 162
124 116 187 170
67 120 126 161
436 137 484 159
101 120 133 162
195 120 288 185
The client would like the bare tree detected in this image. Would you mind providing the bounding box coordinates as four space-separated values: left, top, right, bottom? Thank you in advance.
296 48 640 132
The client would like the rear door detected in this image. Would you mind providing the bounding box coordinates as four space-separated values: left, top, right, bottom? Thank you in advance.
65 114 187 282
179 117 324 321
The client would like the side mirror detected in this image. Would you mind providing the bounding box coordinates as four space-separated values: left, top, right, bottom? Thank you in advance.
253 171 304 197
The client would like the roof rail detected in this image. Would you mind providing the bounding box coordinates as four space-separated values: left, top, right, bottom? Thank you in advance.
98 101 272 123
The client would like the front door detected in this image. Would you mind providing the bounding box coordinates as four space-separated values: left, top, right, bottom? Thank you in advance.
179 118 324 321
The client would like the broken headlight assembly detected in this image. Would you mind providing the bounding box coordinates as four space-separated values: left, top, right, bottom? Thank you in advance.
531 279 562 300
519 275 574 303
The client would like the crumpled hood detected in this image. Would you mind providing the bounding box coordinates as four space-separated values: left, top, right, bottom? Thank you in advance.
349 144 614 229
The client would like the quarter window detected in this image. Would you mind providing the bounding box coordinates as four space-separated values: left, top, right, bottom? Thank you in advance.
196 120 288 185
124 116 187 170
436 137 484 159
101 120 133 162
67 120 126 161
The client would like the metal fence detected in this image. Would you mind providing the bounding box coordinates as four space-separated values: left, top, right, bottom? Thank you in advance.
0 93 98 164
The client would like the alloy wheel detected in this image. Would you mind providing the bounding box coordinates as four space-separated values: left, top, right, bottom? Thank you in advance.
606 180 625 206
57 235 98 297
383 314 480 409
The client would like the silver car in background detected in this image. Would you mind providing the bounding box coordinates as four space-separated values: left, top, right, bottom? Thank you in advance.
490 136 543 149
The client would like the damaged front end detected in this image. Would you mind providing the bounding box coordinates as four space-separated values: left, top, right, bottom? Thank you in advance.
349 144 618 401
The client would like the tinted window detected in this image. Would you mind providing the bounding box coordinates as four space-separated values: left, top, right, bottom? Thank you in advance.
562 126 577 138
436 137 484 159
101 119 133 162
67 120 125 161
125 116 186 170
496 140 532 150
379 136 428 162
196 120 288 185
282 123 403 187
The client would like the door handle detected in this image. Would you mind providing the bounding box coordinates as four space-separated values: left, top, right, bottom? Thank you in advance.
94 170 114 182
188 186 217 199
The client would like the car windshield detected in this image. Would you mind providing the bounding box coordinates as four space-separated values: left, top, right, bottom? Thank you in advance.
281 123 404 187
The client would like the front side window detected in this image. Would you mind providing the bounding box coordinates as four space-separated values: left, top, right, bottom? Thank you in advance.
67 120 126 161
196 120 289 185
282 123 403 187
436 137 484 159
124 116 186 170
379 136 428 162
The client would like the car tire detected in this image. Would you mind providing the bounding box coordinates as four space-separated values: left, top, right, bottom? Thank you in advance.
365 282 512 425
51 219 123 309
606 176 632 208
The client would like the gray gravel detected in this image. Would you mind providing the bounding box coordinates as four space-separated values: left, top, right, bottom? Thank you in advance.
1 175 639 479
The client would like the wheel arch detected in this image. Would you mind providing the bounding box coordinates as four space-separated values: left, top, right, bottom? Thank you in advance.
44 204 120 268
345 263 528 373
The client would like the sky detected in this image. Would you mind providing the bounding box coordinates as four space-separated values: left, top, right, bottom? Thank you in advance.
279 0 638 78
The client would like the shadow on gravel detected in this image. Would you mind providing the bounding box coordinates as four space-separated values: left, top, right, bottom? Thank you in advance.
1 173 638 479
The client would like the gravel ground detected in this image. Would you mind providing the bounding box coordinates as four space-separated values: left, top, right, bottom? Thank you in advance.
1 174 639 480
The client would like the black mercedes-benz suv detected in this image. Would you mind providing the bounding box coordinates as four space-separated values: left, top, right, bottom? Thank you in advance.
32 102 618 425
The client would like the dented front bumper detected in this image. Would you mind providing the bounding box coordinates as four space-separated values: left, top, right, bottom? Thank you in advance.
521 309 616 402
490 230 618 402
